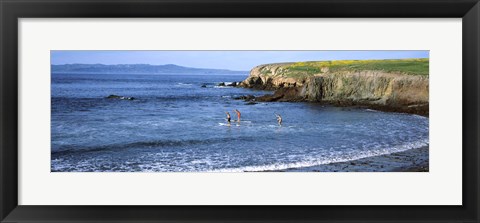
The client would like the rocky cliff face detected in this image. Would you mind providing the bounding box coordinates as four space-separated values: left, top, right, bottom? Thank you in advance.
239 63 429 115
240 63 299 89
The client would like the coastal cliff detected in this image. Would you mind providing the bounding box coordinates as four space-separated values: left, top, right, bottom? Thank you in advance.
239 59 429 115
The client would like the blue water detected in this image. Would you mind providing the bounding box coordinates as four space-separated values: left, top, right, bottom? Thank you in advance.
51 73 429 172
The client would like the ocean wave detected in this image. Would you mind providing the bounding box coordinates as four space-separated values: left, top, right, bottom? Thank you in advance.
175 82 193 87
153 95 209 101
51 135 259 156
51 138 429 172
208 139 429 172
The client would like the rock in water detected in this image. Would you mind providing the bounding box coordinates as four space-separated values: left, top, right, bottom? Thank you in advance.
218 82 225 86
106 95 135 100
201 84 207 88
245 95 255 101
227 82 237 87
233 95 256 101
106 94 122 99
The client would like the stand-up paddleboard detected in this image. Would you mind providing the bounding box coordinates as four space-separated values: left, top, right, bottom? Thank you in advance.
218 120 252 126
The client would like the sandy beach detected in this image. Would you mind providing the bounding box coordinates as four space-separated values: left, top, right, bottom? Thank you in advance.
284 146 429 172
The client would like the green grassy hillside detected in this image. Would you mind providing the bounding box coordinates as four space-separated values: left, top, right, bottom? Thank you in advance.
260 58 429 78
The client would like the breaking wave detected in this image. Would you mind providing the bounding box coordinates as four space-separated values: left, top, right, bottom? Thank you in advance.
210 139 429 172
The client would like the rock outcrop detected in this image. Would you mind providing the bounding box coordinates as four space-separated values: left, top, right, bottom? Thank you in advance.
239 63 299 90
239 60 429 116
106 95 135 100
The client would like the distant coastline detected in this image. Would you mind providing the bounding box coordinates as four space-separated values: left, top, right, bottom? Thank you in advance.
51 63 248 75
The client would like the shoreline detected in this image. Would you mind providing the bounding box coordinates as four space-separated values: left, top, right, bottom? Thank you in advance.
281 146 429 172
321 101 429 117
234 89 429 117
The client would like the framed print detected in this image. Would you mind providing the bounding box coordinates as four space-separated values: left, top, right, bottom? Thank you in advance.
48 50 430 173
1 0 479 222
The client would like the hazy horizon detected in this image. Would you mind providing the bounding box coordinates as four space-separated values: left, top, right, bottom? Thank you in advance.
51 51 429 71
51 63 249 72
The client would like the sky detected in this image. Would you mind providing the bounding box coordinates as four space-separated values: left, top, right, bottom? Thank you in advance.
51 51 429 71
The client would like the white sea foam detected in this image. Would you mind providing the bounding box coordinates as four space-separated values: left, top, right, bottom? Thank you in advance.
208 139 429 172
175 82 193 87
53 138 429 172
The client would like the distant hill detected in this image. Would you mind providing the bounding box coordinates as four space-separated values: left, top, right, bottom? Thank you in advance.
51 64 248 75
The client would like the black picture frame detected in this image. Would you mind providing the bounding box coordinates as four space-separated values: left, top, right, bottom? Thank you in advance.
1 0 479 222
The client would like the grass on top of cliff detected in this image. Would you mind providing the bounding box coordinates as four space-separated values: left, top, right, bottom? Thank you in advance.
280 58 429 78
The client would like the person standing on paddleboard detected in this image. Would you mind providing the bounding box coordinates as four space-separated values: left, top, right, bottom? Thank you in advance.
226 112 231 124
275 113 282 126
234 109 241 123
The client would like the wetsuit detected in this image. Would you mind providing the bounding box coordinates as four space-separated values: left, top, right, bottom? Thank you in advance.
276 115 282 125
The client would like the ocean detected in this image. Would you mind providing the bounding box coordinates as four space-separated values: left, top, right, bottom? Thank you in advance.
51 73 429 172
